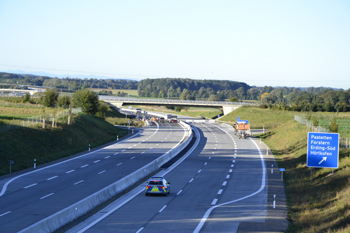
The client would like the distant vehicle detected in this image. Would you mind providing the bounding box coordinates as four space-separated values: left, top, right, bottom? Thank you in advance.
129 106 133 110
159 117 165 123
165 114 172 120
145 177 170 196
170 115 178 123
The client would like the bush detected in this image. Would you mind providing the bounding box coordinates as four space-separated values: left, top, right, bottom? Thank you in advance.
72 89 99 115
41 89 59 107
96 101 109 118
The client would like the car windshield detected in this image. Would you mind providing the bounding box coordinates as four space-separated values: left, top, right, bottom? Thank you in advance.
149 180 163 185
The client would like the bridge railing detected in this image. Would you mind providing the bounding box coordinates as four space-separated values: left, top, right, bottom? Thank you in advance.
99 96 258 106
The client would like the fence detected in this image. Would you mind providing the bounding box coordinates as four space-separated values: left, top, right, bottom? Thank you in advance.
294 115 350 149
0 107 82 133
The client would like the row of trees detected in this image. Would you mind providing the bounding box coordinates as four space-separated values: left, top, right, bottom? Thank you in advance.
38 89 108 117
261 88 350 112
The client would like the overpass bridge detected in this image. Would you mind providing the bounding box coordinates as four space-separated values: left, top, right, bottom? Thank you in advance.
99 96 258 115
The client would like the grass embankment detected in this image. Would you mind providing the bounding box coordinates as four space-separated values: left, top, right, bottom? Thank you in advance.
241 108 350 232
220 106 295 129
105 104 143 127
0 112 129 176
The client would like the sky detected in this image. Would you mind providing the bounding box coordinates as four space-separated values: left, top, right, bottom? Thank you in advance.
0 0 349 89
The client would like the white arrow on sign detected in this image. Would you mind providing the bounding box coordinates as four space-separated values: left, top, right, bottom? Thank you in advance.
318 157 327 165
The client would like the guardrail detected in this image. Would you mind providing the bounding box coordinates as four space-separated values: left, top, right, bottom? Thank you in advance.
19 120 193 233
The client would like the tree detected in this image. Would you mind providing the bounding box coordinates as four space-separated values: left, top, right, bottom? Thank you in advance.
41 89 59 107
72 89 99 115
57 95 71 108
229 97 238 102
23 93 30 103
96 101 109 118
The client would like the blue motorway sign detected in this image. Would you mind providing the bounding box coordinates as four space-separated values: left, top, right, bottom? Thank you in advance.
307 132 339 168
236 117 249 124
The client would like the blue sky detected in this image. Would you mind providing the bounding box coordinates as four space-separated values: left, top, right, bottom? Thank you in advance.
0 0 349 89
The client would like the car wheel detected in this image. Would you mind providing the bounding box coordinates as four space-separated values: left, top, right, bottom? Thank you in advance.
145 193 148 196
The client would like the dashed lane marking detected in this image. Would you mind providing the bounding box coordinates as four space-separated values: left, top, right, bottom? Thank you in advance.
81 164 89 168
74 180 84 185
98 170 106 175
226 175 230 179
66 170 75 174
217 189 223 195
47 176 58 181
159 205 167 212
24 183 37 189
93 160 100 163
177 190 183 195
211 199 218 205
222 181 227 186
40 193 54 199
117 163 123 166
189 178 194 183
0 211 11 217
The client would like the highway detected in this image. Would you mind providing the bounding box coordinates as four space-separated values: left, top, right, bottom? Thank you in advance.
0 121 188 232
68 119 267 233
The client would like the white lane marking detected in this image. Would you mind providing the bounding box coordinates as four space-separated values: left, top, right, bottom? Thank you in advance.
149 147 153 150
232 160 235 163
234 156 236 159
130 156 135 160
217 189 223 195
231 164 234 168
128 147 132 149
177 190 183 195
209 157 211 159
189 178 194 183
159 205 167 212
194 136 266 233
93 160 100 163
105 156 110 159
24 183 37 189
47 176 58 181
40 193 54 199
229 169 233 173
212 152 214 154
215 144 217 146
117 163 122 166
204 162 207 165
74 180 84 185
122 149 126 152
66 170 75 174
98 170 106 175
114 152 118 155
0 211 11 217
211 199 218 205
198 169 201 173
142 140 145 142
141 151 145 154
133 144 137 147
226 175 230 179
161 140 164 142
138 142 141 144
156 144 159 146
136 227 144 233
214 148 217 150
81 164 89 168
222 181 227 186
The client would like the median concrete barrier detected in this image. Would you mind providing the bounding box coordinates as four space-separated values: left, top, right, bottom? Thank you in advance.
19 121 193 233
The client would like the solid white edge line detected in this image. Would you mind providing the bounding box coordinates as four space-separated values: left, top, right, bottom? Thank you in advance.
193 132 266 233
0 211 11 217
0 131 142 197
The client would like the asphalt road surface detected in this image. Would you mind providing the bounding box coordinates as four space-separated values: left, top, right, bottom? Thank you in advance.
72 121 267 233
0 122 187 232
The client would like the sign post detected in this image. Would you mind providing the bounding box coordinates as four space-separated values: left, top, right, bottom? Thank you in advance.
8 160 14 174
307 132 339 182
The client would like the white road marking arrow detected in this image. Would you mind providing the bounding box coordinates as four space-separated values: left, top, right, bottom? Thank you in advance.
319 157 327 164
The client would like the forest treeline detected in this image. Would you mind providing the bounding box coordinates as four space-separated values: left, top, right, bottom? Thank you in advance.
0 72 138 91
1 72 350 112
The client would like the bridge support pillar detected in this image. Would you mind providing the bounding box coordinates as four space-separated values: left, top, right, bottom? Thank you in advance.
223 106 241 115
109 101 124 108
